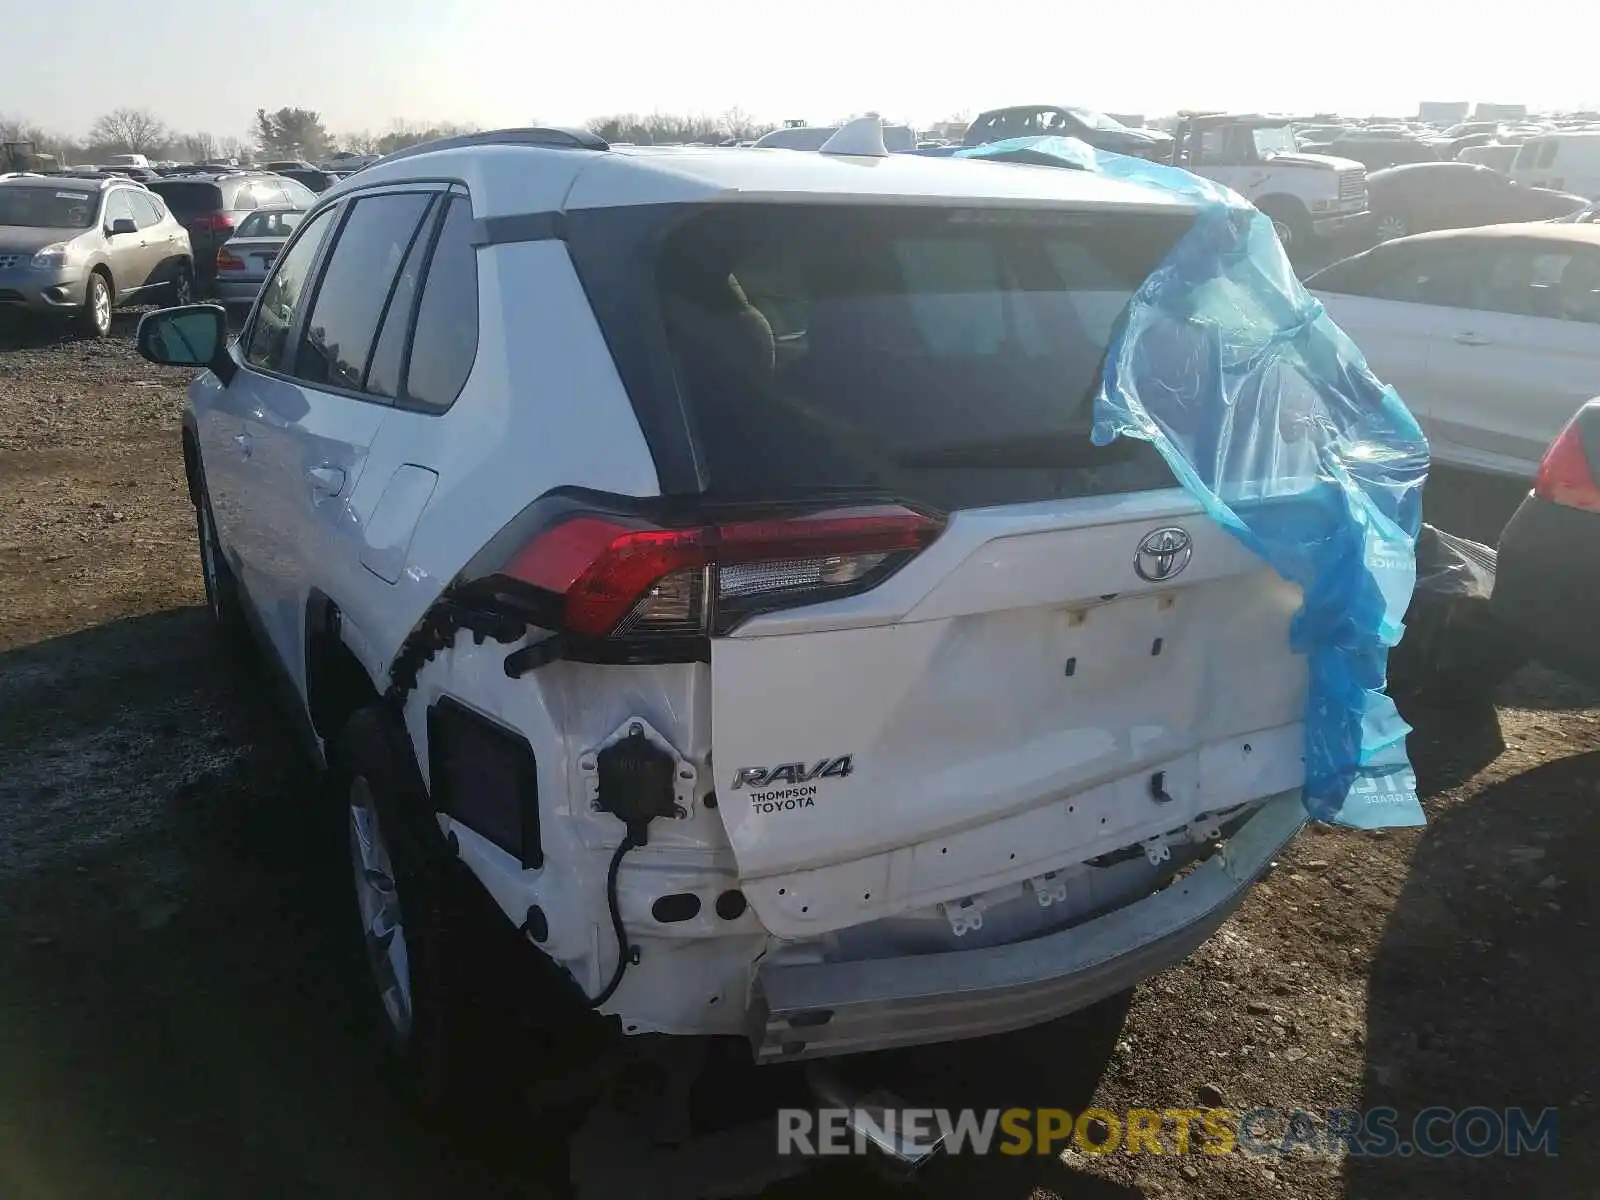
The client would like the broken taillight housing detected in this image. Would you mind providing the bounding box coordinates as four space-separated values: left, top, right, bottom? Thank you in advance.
486 503 943 642
1534 417 1600 513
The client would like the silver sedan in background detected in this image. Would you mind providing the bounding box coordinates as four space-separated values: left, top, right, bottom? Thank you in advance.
213 207 305 308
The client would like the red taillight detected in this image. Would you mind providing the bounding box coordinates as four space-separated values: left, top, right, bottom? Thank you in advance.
499 506 942 639
193 213 235 233
1534 419 1600 512
215 247 245 271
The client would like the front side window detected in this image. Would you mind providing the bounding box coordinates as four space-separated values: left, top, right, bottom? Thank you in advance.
296 191 435 392
1364 244 1481 304
244 206 336 373
102 190 135 229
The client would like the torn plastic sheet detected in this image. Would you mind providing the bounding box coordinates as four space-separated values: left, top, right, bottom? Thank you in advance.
959 136 1430 829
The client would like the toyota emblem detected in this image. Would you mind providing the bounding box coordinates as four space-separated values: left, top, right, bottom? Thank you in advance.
1134 527 1192 582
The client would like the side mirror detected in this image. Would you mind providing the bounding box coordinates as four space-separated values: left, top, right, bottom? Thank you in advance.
108 217 138 236
135 304 237 384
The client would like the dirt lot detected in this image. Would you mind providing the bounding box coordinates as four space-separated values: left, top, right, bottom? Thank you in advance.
1 312 1596 1200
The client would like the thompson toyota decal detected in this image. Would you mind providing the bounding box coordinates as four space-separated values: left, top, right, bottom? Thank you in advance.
730 755 854 813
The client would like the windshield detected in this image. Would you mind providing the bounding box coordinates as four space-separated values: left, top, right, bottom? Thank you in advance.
0 185 97 229
236 209 305 238
1251 125 1299 157
568 202 1194 509
1065 107 1128 133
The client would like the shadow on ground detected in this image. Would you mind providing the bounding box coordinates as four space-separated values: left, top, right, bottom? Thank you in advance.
1345 719 1599 1197
0 308 146 351
0 609 1143 1200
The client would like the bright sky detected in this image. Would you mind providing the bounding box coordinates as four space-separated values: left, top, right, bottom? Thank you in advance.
7 0 1596 139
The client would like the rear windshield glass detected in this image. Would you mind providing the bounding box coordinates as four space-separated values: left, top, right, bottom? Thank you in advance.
575 203 1192 510
236 209 305 238
147 181 222 215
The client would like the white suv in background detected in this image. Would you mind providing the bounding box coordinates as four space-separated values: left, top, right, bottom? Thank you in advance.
136 126 1310 1099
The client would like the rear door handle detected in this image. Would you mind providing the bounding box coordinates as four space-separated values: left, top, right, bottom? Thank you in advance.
1454 332 1489 346
306 464 346 495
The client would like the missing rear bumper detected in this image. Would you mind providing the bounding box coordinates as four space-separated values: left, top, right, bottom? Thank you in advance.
752 789 1305 1062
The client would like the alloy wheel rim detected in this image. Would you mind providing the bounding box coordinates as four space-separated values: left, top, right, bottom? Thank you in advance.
1272 219 1294 247
349 777 414 1040
1377 216 1407 239
92 281 110 331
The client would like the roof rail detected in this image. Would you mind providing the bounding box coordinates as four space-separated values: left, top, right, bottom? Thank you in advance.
371 127 608 169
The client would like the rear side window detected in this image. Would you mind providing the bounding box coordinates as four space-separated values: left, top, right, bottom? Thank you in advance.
575 203 1192 509
127 190 164 229
296 191 435 392
1537 140 1560 168
402 195 480 411
148 182 222 215
244 206 336 373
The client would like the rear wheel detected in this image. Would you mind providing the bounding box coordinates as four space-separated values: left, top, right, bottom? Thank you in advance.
333 707 487 1110
80 271 112 338
167 262 195 306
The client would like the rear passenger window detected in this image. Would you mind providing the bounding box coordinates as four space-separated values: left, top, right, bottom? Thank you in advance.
244 207 335 373
402 195 479 411
296 191 434 392
1537 140 1560 169
127 190 164 229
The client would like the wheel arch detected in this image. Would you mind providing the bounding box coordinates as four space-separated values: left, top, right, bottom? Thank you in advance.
1253 192 1311 220
180 416 202 507
305 590 386 745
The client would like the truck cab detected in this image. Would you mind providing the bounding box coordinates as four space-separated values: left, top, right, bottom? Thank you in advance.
1172 113 1371 250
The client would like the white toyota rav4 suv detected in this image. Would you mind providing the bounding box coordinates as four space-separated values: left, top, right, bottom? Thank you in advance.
136 126 1310 1094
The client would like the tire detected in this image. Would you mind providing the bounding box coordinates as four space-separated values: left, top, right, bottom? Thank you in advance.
167 262 195 306
1257 200 1311 253
332 706 488 1110
193 470 251 656
79 271 112 338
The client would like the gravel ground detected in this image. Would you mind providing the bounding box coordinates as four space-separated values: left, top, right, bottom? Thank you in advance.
1 310 1596 1200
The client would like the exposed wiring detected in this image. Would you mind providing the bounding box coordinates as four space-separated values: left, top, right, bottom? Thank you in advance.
582 832 643 1009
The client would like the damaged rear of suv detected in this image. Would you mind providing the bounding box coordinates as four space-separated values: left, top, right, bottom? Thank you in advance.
136 126 1313 1094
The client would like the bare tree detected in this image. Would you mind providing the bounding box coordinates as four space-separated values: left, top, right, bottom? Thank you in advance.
181 131 219 162
88 107 170 154
217 135 248 163
586 110 775 146
338 130 382 156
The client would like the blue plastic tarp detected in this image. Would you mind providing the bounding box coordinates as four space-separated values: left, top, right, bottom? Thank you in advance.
959 136 1430 830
